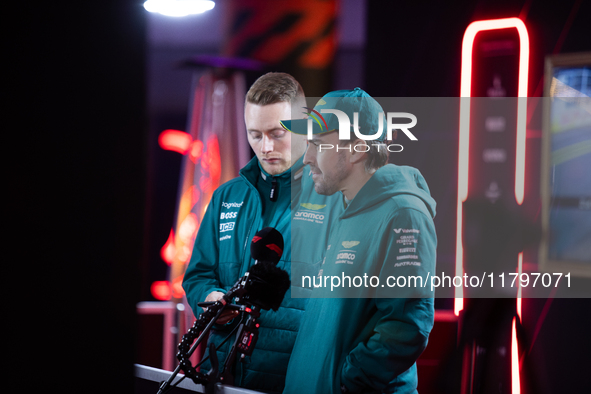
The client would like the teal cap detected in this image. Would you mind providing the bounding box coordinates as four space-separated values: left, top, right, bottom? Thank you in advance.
280 87 387 142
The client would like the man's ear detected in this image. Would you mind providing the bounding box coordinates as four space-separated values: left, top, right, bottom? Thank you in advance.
348 139 368 164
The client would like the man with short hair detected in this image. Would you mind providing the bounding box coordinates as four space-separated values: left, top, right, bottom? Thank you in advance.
281 88 437 394
182 73 341 393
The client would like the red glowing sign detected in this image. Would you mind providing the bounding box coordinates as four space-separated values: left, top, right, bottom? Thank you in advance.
455 17 530 316
456 18 529 394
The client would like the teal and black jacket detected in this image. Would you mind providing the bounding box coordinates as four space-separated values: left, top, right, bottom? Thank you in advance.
182 155 342 393
284 164 437 394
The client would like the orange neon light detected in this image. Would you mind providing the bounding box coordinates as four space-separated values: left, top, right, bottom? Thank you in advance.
159 129 193 154
160 229 176 265
172 275 185 299
455 18 529 316
189 140 204 163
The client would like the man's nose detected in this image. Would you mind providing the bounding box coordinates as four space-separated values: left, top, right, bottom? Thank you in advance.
303 143 315 165
261 135 274 153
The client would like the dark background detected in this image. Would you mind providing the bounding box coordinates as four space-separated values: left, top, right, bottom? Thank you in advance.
14 0 590 392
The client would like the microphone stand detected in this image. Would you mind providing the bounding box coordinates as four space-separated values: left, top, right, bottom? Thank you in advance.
158 253 286 393
157 302 262 394
156 300 228 394
218 305 261 386
157 273 258 394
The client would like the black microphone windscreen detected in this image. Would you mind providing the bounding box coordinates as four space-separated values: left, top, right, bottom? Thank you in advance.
250 227 284 264
244 262 290 311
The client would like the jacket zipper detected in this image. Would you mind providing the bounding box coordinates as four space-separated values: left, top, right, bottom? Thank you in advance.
236 176 263 387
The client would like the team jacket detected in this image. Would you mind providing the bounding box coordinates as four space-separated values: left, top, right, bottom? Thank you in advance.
283 164 437 394
182 155 342 393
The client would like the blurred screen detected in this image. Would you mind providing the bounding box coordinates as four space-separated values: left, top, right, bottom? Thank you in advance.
546 63 591 265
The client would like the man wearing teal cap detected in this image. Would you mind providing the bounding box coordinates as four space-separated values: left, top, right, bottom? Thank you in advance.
281 88 437 394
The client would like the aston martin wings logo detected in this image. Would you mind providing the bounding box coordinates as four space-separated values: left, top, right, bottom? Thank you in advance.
342 241 360 248
300 203 326 210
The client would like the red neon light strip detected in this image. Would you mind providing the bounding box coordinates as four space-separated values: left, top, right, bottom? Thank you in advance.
517 252 523 320
511 317 521 393
455 17 529 317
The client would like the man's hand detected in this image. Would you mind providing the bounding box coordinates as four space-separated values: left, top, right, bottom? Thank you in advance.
204 291 239 325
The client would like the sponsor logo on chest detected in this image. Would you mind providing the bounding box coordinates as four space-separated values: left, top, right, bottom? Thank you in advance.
294 202 326 224
334 240 360 265
219 201 242 237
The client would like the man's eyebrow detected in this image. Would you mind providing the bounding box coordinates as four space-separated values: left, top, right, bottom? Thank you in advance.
313 134 330 143
248 127 286 133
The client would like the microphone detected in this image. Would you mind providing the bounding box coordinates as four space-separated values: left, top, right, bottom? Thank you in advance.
242 259 290 311
223 227 290 311
175 228 290 388
250 226 284 264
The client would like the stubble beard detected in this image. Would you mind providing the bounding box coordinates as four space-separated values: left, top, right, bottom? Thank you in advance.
313 152 348 196
261 157 289 175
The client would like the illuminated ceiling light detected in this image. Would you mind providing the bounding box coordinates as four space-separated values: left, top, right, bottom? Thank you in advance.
144 0 215 17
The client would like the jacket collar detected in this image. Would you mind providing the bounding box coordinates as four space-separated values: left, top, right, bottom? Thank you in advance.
240 154 305 187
